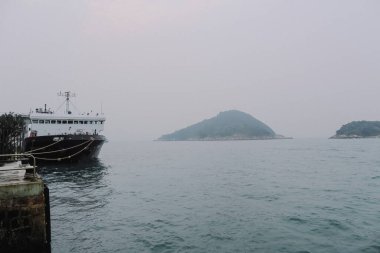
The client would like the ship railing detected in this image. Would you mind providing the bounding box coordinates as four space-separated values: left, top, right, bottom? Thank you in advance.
0 154 37 178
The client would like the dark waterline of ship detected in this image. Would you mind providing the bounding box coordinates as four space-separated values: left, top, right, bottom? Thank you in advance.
38 139 380 253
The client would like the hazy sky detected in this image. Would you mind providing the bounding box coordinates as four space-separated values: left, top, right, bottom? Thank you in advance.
1 0 379 140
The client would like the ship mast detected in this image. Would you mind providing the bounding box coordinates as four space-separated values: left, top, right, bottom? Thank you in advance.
58 91 76 114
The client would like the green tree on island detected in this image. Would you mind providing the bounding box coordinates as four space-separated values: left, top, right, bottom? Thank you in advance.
334 121 380 138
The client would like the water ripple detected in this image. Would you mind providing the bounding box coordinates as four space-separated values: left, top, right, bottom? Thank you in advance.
43 140 380 253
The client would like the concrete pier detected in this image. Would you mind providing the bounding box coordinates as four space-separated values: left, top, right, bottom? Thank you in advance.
0 162 50 252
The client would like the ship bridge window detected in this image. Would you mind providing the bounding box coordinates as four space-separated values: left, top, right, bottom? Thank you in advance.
68 120 73 124
51 120 56 124
32 120 38 124
100 121 104 124
57 120 62 124
79 121 83 124
74 121 78 124
89 121 93 124
45 120 50 124
62 120 67 124
84 121 88 124
39 120 44 124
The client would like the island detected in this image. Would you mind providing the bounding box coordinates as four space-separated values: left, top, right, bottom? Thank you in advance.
157 110 289 141
331 121 380 139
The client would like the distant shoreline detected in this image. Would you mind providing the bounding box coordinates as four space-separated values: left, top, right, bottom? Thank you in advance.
156 136 293 141
330 135 380 139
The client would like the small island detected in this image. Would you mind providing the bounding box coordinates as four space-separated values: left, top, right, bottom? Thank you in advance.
331 121 380 139
157 110 289 141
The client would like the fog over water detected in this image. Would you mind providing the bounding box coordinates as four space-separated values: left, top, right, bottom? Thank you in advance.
0 1 379 141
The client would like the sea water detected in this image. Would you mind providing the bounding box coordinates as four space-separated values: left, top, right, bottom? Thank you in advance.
39 139 380 253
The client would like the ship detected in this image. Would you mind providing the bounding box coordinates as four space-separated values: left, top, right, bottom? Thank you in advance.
23 91 106 164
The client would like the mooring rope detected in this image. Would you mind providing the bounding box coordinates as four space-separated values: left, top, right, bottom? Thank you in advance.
29 139 93 155
33 139 95 161
24 139 64 153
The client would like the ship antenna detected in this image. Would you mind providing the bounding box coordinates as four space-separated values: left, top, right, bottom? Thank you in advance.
58 91 76 114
